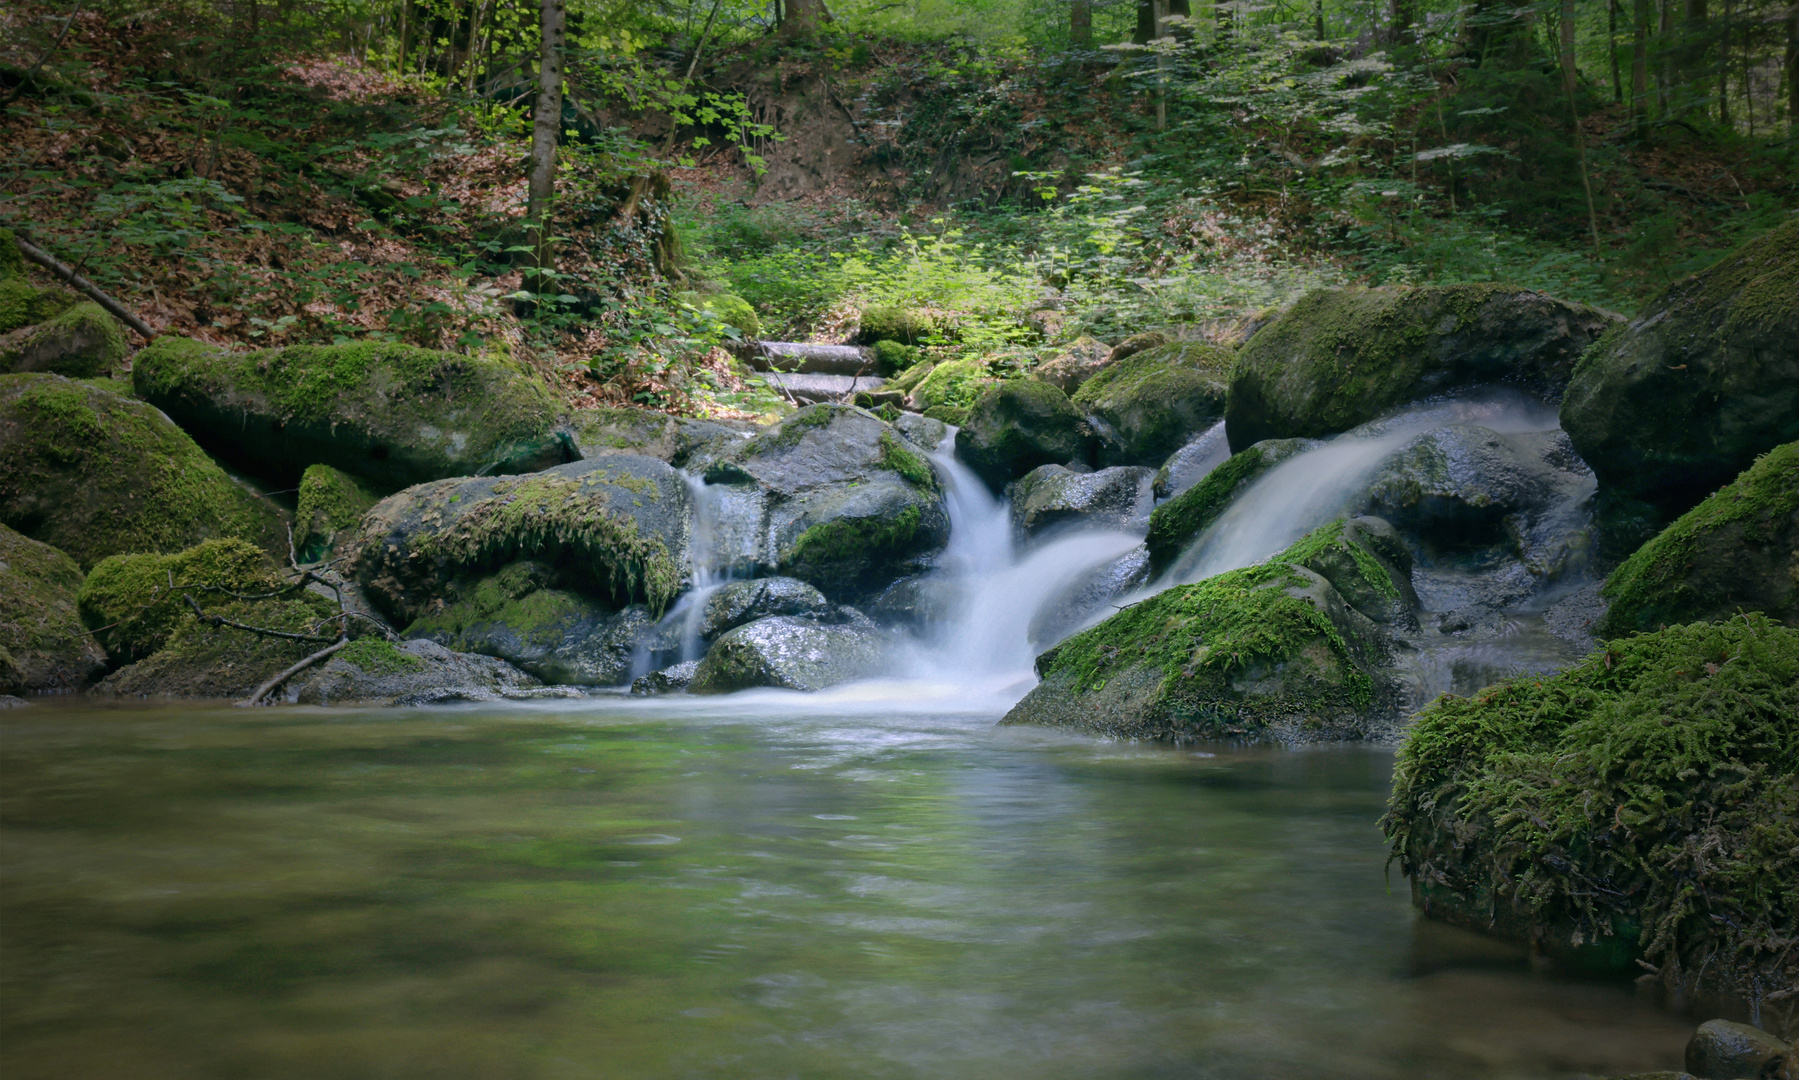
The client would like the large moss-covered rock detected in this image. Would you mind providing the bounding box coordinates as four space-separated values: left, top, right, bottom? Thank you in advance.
95 594 339 700
403 560 659 686
1227 285 1619 450
1598 442 1799 636
857 304 935 345
1074 342 1232 467
0 374 285 570
133 337 573 487
906 356 994 412
680 291 760 339
1029 335 1112 394
688 614 887 693
1010 464 1153 540
1002 520 1406 744
294 464 378 564
0 230 78 335
1382 614 1798 1001
955 379 1092 490
288 637 539 706
1561 218 1799 527
1144 438 1317 578
702 404 948 598
0 524 106 693
0 302 127 377
563 406 747 469
351 455 691 627
76 538 291 664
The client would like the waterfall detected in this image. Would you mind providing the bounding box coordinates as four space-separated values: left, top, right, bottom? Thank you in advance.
632 474 742 678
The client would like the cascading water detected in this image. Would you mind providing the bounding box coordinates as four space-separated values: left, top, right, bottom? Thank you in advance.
630 474 746 678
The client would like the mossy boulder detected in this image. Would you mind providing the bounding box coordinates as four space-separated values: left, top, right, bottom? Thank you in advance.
892 412 947 449
1365 425 1589 552
95 593 339 700
1598 441 1799 636
132 337 573 488
288 637 539 706
0 302 124 377
1107 331 1171 363
955 379 1092 490
1074 341 1232 467
1145 438 1318 578
403 560 661 686
857 304 936 345
351 455 692 627
921 404 968 426
870 339 922 377
77 538 290 664
1227 285 1619 450
906 356 994 412
0 228 23 280
295 464 378 564
1561 218 1799 529
1029 335 1112 394
0 231 78 336
1001 519 1408 744
702 405 948 598
1011 464 1153 540
681 291 759 339
0 524 106 693
1382 613 1798 1001
689 614 887 693
0 374 285 570
562 406 746 470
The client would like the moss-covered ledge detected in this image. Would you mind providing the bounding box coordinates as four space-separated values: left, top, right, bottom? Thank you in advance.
1383 613 1798 1001
133 337 573 487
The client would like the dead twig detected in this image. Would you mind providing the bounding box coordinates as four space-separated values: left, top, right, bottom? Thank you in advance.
239 636 348 707
11 231 159 340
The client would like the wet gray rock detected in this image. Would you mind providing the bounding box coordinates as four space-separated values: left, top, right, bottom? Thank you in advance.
351 454 692 626
956 380 1093 490
1366 425 1580 550
1011 464 1154 540
631 660 699 696
0 694 27 707
892 412 948 450
1152 423 1231 500
863 574 943 630
1026 545 1151 646
563 406 749 470
701 404 948 599
699 577 832 639
290 638 539 706
1684 1019 1790 1080
1028 335 1111 394
688 615 888 693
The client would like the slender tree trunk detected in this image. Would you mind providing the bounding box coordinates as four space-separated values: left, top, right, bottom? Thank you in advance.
1387 0 1415 44
396 0 411 75
1787 0 1798 135
1683 0 1709 114
1315 0 1325 38
526 0 565 278
1560 0 1578 97
1134 0 1156 42
1657 0 1672 112
1633 0 1651 133
1071 0 1093 46
1717 0 1731 124
1610 0 1623 100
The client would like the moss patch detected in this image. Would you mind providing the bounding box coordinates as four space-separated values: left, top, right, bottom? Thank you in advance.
96 596 332 700
0 523 105 692
786 505 926 586
908 357 992 411
1383 613 1799 999
878 431 937 491
337 636 426 676
1145 439 1313 577
0 374 285 569
77 538 290 663
295 464 378 564
0 277 79 336
859 304 935 344
1 302 128 377
1598 441 1799 635
0 228 23 280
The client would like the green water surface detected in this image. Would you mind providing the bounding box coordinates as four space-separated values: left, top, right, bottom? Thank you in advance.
0 696 1689 1079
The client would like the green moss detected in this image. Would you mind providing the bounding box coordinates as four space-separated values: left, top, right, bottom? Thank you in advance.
1145 439 1310 576
877 431 937 490
0 277 78 335
77 538 289 663
1038 520 1377 724
1072 342 1232 408
404 563 597 651
1672 216 1799 339
870 339 922 376
787 505 926 581
741 402 845 456
681 291 760 339
859 304 935 344
415 474 681 616
337 636 426 676
887 359 936 395
1383 613 1799 998
909 357 992 410
98 595 333 700
0 374 284 569
0 228 23 280
1598 441 1799 635
0 523 101 692
294 464 379 564
922 404 968 426
0 302 128 377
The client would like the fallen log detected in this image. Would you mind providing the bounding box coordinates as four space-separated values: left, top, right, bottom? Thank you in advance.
740 341 873 376
759 371 888 405
11 232 159 341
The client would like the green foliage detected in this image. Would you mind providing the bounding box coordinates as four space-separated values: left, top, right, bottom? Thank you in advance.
1384 614 1799 1000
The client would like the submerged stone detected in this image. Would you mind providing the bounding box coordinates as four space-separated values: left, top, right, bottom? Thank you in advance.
1561 218 1799 536
1598 441 1799 636
688 614 886 693
1383 614 1799 1007
0 374 286 570
1073 341 1232 468
956 379 1092 490
133 336 573 488
1228 285 1618 450
0 524 107 693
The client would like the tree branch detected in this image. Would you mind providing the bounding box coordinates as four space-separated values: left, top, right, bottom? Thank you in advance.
240 636 349 707
11 232 158 340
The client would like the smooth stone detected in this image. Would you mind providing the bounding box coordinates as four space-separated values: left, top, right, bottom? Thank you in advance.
631 660 699 696
1685 1020 1790 1080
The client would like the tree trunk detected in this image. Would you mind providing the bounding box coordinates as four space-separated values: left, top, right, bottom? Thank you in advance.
1633 0 1650 133
526 0 565 278
1717 0 1730 125
779 0 830 37
1134 0 1156 42
1560 0 1578 97
1387 0 1415 44
1071 0 1093 46
1609 0 1623 100
1315 0 1326 38
1788 1 1798 135
1683 0 1708 114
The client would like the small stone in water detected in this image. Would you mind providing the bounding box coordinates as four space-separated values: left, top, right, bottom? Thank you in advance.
1684 1019 1790 1080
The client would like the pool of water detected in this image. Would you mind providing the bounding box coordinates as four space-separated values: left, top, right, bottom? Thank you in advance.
1 695 1691 1079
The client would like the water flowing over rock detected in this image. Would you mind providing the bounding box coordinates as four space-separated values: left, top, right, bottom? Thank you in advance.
1073 341 1232 468
133 336 574 487
689 614 887 693
631 659 699 695
1598 441 1799 635
1561 218 1799 536
700 404 948 599
1364 425 1589 552
955 379 1092 490
0 373 286 569
1146 437 1318 578
351 454 692 627
1227 284 1619 450
0 523 107 693
1010 464 1153 540
1151 422 1231 500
